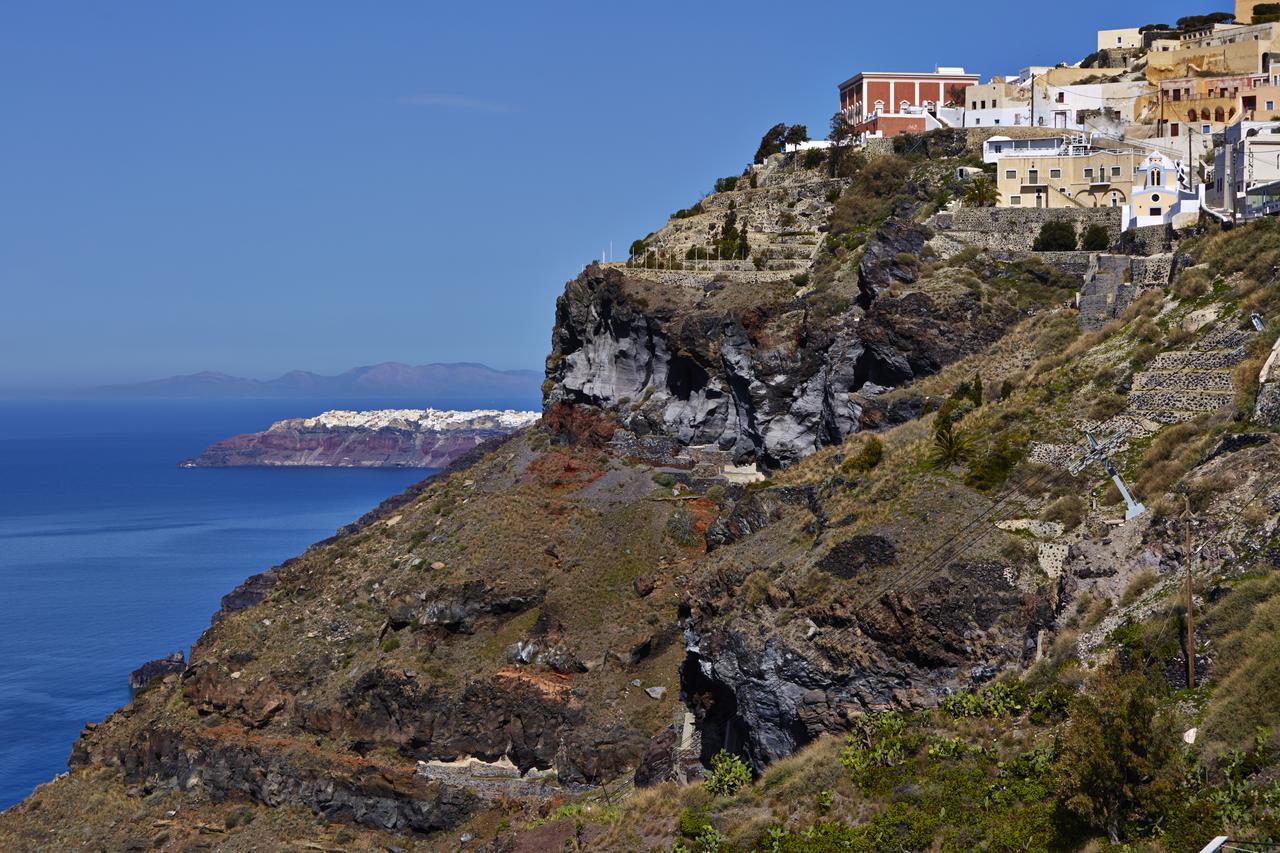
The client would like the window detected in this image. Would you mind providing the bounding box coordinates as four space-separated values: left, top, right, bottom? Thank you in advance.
1050 168 1062 178
1005 169 1016 179
1011 196 1022 205
1172 123 1181 137
994 119 1001 125
1268 100 1275 111
1084 168 1094 178
1057 92 1065 103
1203 124 1211 134
1027 169 1039 185
1112 166 1122 177
1150 207 1162 216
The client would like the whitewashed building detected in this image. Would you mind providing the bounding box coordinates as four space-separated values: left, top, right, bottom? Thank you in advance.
1121 153 1203 230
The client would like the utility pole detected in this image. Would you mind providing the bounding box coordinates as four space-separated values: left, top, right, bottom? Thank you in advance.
1030 73 1036 128
1183 494 1196 690
1188 126 1195 191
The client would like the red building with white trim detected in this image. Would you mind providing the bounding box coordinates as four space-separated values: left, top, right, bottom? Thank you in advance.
839 68 979 138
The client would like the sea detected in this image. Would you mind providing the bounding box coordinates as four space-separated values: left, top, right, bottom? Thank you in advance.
0 400 433 810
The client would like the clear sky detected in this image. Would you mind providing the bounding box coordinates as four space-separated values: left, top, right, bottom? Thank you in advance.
0 0 1213 390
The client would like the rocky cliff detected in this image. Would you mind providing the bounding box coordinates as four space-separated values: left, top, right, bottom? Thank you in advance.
7 144 1280 851
184 408 540 468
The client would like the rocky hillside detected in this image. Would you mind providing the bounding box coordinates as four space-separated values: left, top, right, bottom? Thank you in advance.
183 409 540 468
5 141 1280 852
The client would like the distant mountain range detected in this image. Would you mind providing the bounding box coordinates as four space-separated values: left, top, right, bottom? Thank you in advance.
79 362 543 409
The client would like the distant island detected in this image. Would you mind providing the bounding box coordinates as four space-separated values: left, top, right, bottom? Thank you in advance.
80 362 541 409
182 408 540 468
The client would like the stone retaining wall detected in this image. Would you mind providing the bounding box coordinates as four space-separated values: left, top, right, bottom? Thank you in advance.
933 207 1122 253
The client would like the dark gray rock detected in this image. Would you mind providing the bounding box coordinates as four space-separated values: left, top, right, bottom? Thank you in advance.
128 651 185 691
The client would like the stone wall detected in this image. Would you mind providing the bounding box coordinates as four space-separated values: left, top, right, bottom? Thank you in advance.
930 207 1122 253
863 137 894 157
989 250 1094 278
1119 223 1178 255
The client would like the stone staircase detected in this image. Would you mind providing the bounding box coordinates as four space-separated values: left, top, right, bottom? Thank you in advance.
1127 326 1251 423
1029 321 1253 470
1078 254 1140 331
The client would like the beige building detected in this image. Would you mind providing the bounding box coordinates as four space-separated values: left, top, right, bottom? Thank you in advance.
996 147 1148 209
1097 27 1143 51
1147 22 1279 81
1238 0 1280 24
964 77 1023 111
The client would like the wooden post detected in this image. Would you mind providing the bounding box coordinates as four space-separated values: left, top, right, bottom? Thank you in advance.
1184 494 1196 690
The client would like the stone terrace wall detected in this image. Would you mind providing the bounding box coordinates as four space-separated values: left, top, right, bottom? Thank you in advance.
930 207 1122 254
989 250 1095 278
1119 223 1178 255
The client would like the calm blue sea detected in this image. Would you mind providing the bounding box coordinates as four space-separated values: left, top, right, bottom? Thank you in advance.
0 400 432 810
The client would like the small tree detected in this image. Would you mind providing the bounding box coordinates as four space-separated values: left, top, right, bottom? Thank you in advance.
1056 669 1183 843
1081 223 1111 251
828 111 856 177
932 417 972 467
1032 220 1079 252
963 175 999 207
783 124 810 147
754 123 788 164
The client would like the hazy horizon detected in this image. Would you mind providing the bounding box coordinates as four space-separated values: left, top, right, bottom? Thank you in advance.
1 0 1207 388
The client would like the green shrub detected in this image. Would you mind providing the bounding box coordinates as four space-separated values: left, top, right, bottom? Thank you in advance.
677 808 711 838
1081 224 1111 251
1056 668 1183 843
802 148 826 169
380 635 401 653
666 506 701 548
714 176 739 193
705 750 752 797
940 681 1028 719
842 436 884 475
965 434 1026 492
1032 220 1078 252
931 418 972 467
840 712 910 782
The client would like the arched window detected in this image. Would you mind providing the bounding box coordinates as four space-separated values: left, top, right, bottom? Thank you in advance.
873 100 885 114
1201 108 1211 121
1215 106 1225 122
1188 108 1198 122
900 100 910 112
1229 106 1237 118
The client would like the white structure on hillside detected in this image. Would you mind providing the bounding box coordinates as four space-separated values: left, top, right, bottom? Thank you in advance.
982 133 1087 164
1033 81 1148 135
1121 152 1203 230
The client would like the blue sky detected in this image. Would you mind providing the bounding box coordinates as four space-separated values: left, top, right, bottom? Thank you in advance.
0 0 1211 389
